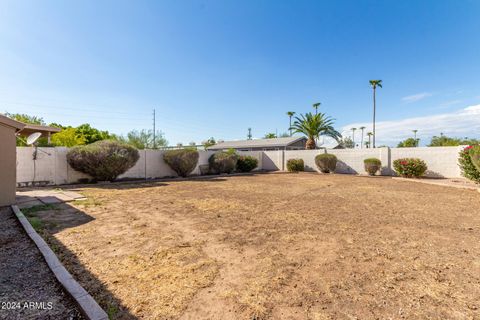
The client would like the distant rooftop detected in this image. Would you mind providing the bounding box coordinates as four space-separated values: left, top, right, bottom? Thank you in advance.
208 136 306 150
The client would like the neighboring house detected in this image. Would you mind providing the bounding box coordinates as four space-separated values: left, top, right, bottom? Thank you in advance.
207 136 307 151
0 114 25 206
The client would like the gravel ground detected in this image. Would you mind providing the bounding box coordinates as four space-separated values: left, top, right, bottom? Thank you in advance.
0 207 83 320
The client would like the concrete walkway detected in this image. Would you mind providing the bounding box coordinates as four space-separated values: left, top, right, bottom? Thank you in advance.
16 189 86 209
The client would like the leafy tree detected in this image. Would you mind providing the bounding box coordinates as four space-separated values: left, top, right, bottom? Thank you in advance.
51 128 86 147
202 137 216 150
264 133 277 139
290 112 341 149
397 137 419 148
369 80 383 148
338 137 354 148
278 132 290 138
5 112 45 125
76 124 113 144
121 129 167 149
48 123 66 129
428 135 480 147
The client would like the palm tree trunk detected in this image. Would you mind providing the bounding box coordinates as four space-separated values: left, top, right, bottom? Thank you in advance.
361 129 364 149
289 117 292 136
306 137 316 149
373 88 376 148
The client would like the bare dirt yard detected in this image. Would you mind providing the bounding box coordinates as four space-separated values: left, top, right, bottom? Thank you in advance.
27 173 480 319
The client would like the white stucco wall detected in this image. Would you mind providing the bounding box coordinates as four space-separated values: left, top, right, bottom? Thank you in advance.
390 146 464 178
16 146 465 186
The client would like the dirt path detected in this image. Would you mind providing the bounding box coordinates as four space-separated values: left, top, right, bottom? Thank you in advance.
0 207 83 320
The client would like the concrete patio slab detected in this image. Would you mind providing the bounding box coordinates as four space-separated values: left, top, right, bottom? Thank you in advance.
16 189 87 209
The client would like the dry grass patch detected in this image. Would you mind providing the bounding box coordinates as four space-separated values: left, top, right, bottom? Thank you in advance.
32 174 480 319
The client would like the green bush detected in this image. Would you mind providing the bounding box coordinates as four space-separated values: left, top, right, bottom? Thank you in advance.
459 146 480 183
236 155 258 172
315 153 337 173
393 158 427 178
468 145 480 172
163 149 199 177
286 159 304 172
67 140 139 181
364 158 382 176
209 151 238 174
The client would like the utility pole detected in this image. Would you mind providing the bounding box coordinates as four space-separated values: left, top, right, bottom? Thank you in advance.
247 128 252 140
153 109 156 149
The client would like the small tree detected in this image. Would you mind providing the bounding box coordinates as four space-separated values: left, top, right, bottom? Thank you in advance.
364 158 381 175
315 154 337 173
459 146 480 183
163 149 199 177
67 140 139 181
397 138 419 148
264 133 277 139
51 128 86 147
236 156 258 172
209 151 238 174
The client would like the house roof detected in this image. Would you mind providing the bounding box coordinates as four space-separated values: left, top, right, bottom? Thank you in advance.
0 114 25 131
17 123 61 137
208 136 307 149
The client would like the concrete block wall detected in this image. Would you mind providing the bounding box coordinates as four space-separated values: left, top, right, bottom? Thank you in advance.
16 146 465 186
16 148 262 186
282 147 463 178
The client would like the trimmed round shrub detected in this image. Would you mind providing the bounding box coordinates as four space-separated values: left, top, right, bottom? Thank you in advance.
459 146 480 183
163 149 199 177
209 151 238 174
67 140 139 181
315 153 337 173
364 158 382 176
236 155 258 172
286 159 304 172
393 158 427 178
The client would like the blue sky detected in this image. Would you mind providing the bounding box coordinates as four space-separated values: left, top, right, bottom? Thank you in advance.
1 0 479 146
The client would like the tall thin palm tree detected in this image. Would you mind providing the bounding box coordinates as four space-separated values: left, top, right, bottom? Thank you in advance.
413 129 418 147
367 132 373 148
290 112 341 149
313 102 321 115
287 111 295 136
351 127 357 148
369 80 383 148
359 126 366 149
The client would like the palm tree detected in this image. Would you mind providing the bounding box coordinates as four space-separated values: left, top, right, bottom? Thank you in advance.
413 129 418 147
290 112 341 149
351 127 357 148
367 132 373 148
359 126 366 149
286 111 295 136
313 102 321 115
369 80 383 148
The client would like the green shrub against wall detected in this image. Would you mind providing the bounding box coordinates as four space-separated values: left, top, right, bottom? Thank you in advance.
364 158 382 176
163 149 199 177
236 156 258 172
468 145 480 172
67 140 139 181
209 151 238 174
286 159 304 172
393 158 427 178
315 153 337 173
459 146 480 183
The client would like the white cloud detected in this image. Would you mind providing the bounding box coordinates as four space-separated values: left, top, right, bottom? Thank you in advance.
401 92 433 103
342 104 480 146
